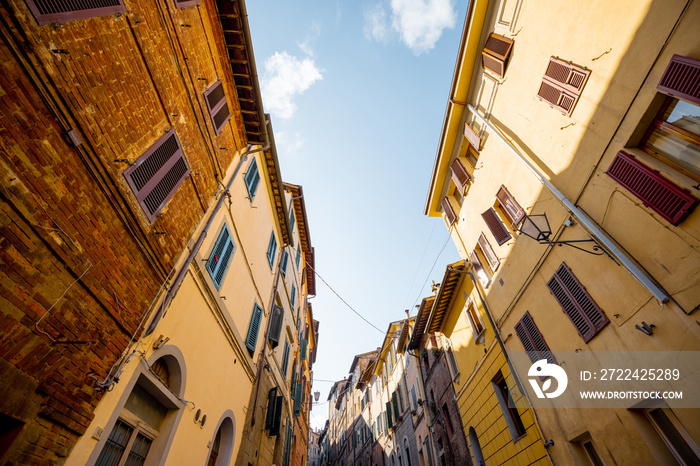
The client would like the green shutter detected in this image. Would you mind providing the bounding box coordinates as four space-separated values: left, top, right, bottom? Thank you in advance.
300 339 308 360
265 387 278 430
386 402 393 428
245 304 263 353
206 224 234 289
293 382 302 417
392 391 400 420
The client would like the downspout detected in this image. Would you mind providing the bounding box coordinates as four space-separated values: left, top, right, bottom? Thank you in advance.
145 143 268 336
466 105 669 303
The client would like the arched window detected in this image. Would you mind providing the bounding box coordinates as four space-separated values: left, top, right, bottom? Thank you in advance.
469 427 485 466
206 414 235 466
404 437 412 466
91 348 186 466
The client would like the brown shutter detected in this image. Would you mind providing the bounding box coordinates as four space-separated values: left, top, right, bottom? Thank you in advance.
514 311 556 365
123 129 190 222
464 123 481 151
537 57 590 116
606 150 698 225
546 263 609 343
204 80 231 135
481 208 511 245
657 55 700 105
496 185 525 225
441 197 457 225
450 158 470 194
482 34 514 78
477 233 499 273
24 0 125 26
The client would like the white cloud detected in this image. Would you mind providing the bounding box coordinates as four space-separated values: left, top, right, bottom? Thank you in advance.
363 4 389 43
390 0 456 55
261 52 323 119
275 131 306 157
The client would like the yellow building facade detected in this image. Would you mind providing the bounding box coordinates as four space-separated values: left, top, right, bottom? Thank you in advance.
427 0 700 464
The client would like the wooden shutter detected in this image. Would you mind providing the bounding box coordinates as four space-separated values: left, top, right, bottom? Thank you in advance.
300 339 308 360
515 311 556 365
265 387 278 430
482 207 511 245
657 55 700 105
268 305 283 348
206 224 234 289
464 123 481 150
204 80 231 135
482 34 514 78
245 304 263 352
450 158 470 194
270 395 283 436
441 197 457 225
547 263 609 343
386 402 393 428
606 150 698 225
477 233 500 272
293 382 302 417
24 0 125 26
469 250 490 287
123 129 190 222
244 159 260 198
537 57 590 116
496 185 525 225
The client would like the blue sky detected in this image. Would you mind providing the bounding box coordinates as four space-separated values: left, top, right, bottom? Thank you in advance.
246 0 467 430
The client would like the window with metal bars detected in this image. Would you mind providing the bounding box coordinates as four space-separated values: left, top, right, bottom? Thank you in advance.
23 0 126 26
514 311 556 365
206 224 235 290
203 80 231 135
123 129 190 223
481 33 514 79
547 263 609 343
537 57 590 116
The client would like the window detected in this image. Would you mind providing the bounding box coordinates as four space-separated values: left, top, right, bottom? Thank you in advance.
469 250 490 288
295 248 302 269
411 385 418 411
24 0 126 26
537 57 590 116
468 427 484 466
491 371 526 441
442 404 454 437
266 232 277 269
95 418 154 466
445 345 460 381
265 387 283 436
245 304 264 354
123 129 190 223
547 263 609 343
496 185 525 227
481 33 514 79
291 285 297 308
515 311 556 365
477 233 500 273
645 406 700 465
578 436 605 466
464 123 481 152
206 417 234 466
481 208 511 245
203 80 231 135
464 299 485 342
206 224 235 289
289 210 296 232
280 251 289 276
244 159 261 200
450 158 471 195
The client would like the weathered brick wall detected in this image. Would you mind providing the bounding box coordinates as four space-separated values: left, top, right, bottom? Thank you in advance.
0 0 249 463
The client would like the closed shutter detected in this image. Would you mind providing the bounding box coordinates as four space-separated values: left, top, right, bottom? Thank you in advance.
606 150 698 225
280 251 289 276
300 339 308 360
265 387 278 431
450 158 470 194
482 207 511 245
481 34 514 78
245 304 263 353
244 159 261 199
537 57 590 116
203 80 231 135
386 402 393 428
547 263 609 343
24 0 125 26
293 382 302 417
478 233 500 272
268 305 284 348
392 391 400 420
123 129 190 222
515 311 556 365
281 341 290 376
441 197 457 225
657 55 700 105
206 224 234 289
496 185 525 225
464 123 481 150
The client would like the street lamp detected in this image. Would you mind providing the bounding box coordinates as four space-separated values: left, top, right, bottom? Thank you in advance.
518 213 612 258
